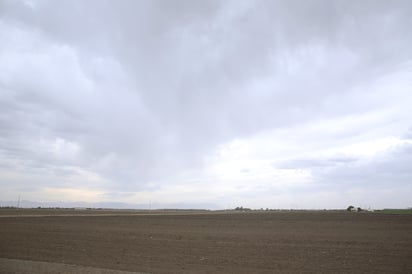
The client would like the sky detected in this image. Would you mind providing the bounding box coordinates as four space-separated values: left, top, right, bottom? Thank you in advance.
0 0 411 209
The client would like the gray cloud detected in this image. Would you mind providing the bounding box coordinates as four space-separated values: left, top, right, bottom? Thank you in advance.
318 143 412 188
1 0 411 207
277 155 358 169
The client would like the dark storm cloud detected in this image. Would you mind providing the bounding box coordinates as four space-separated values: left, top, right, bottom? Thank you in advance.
1 0 412 206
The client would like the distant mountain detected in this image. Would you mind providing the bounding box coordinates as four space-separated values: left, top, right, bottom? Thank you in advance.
0 200 219 210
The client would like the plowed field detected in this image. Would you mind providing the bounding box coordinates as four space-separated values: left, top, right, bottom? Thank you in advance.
1 210 411 273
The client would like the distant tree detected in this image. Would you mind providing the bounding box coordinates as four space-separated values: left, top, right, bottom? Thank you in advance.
347 205 355 212
234 206 251 211
357 207 362 212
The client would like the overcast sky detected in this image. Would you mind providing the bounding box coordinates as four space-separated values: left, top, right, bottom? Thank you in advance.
1 0 411 209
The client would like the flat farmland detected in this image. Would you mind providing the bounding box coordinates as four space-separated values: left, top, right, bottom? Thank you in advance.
1 210 412 273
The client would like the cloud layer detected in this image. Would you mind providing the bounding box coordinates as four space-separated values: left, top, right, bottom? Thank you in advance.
1 0 412 209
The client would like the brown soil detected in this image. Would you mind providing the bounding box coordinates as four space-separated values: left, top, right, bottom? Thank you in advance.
0 258 147 274
1 210 411 273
